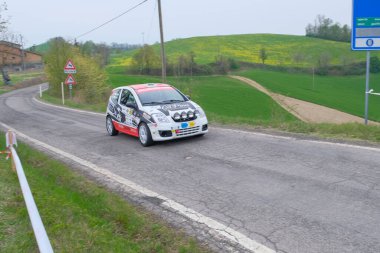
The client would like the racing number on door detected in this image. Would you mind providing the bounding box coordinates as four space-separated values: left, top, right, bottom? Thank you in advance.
120 89 139 129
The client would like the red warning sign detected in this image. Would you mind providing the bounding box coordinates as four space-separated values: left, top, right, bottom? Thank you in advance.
64 59 77 74
65 74 77 85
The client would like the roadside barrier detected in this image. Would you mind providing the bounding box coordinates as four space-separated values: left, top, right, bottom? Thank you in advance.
1 131 54 253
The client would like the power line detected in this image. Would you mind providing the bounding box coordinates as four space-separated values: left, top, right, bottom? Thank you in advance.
76 0 149 40
146 0 157 43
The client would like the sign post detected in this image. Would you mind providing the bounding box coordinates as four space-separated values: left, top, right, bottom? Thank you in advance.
61 82 65 105
64 74 76 100
63 59 77 100
352 0 380 125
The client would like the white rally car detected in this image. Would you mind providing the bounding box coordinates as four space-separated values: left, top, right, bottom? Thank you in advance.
106 83 208 146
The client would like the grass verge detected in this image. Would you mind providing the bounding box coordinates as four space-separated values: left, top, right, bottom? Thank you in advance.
1 70 46 95
0 133 210 253
41 92 106 113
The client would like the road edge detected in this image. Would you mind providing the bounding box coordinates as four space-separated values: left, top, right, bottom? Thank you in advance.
0 121 275 253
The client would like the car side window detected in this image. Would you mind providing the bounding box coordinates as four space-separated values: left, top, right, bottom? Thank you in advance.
120 89 130 106
111 89 121 104
126 93 136 105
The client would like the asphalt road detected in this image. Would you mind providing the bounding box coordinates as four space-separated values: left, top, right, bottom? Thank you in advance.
1 86 380 253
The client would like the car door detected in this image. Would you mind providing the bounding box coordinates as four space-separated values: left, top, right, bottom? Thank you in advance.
108 88 122 120
119 89 139 136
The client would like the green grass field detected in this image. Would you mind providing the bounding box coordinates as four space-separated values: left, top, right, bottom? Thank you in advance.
239 69 380 121
0 71 45 95
0 133 209 253
40 70 380 142
106 73 298 125
9 71 45 84
110 34 378 68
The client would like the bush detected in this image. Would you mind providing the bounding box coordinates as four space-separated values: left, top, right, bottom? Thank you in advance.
370 56 380 73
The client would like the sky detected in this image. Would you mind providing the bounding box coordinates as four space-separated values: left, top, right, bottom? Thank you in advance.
6 0 352 47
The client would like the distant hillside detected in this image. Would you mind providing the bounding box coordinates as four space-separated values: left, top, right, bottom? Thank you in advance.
110 34 376 68
28 41 51 55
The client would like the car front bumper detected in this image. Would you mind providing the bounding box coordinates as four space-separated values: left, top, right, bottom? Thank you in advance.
148 117 208 141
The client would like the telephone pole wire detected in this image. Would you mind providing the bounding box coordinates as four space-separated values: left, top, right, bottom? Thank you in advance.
157 0 167 83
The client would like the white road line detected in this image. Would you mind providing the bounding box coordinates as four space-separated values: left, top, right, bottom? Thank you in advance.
0 122 274 253
218 127 380 152
33 94 380 152
32 97 105 116
298 139 380 152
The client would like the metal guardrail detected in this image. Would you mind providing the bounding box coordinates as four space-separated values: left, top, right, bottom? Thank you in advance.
3 131 54 253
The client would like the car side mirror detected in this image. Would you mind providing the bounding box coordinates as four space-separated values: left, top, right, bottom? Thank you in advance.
186 95 191 100
126 103 137 110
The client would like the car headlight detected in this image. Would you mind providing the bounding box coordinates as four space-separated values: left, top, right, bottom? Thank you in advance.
194 108 206 118
181 111 187 120
152 113 170 123
173 112 181 121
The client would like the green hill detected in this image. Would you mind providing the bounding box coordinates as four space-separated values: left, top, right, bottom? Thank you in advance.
28 40 51 55
110 34 376 68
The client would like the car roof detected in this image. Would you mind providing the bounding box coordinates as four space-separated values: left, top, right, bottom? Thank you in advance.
115 83 174 94
114 83 171 91
130 83 171 91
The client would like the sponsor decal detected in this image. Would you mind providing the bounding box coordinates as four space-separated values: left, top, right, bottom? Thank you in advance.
108 103 115 113
189 121 195 127
181 122 189 129
143 112 152 121
161 102 190 111
127 108 134 115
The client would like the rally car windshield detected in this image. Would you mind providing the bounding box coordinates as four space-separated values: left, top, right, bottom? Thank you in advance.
138 88 187 106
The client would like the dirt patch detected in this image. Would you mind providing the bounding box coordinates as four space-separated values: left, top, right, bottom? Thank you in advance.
230 75 379 125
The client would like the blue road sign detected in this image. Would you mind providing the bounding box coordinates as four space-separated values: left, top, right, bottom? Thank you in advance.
352 0 380 51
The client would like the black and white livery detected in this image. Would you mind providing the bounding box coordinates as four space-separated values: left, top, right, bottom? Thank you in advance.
106 83 208 146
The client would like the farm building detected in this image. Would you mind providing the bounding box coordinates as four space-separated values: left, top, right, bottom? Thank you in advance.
0 40 43 71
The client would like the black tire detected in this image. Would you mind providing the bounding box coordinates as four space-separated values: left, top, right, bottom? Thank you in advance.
106 116 119 136
138 122 154 147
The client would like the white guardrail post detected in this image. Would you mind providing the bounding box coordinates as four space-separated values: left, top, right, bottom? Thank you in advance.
5 131 54 253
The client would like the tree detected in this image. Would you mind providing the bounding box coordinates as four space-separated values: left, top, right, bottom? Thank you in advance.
214 54 230 74
292 52 306 66
306 15 351 42
188 51 196 77
132 45 160 75
80 41 110 68
316 52 331 75
0 2 8 34
176 54 188 76
259 48 268 64
44 38 109 103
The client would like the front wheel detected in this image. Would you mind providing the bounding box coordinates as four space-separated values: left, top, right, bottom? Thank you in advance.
138 122 153 147
106 116 118 136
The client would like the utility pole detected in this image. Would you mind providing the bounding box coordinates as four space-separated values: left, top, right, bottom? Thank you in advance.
141 32 145 74
157 0 166 83
20 35 25 71
364 51 371 125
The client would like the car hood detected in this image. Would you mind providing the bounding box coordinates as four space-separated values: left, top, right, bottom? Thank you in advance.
142 101 199 117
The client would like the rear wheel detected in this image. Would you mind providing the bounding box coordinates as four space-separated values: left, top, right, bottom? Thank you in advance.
138 122 153 147
106 116 118 136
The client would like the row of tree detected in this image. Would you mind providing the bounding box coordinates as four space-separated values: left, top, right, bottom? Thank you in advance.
130 45 240 75
129 43 380 76
305 15 351 42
